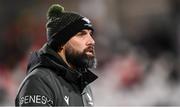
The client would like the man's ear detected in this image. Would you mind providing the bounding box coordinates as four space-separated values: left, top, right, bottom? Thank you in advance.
57 46 63 52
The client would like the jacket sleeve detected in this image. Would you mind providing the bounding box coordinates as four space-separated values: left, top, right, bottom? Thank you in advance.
15 75 55 106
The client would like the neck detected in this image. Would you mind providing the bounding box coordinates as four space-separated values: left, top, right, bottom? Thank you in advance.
58 49 75 69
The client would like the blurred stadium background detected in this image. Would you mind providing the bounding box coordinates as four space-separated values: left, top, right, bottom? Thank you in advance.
1 0 180 106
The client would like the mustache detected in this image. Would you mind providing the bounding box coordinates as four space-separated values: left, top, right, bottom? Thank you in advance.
84 46 95 53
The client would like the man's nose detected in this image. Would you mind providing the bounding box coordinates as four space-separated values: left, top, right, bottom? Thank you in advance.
86 34 95 46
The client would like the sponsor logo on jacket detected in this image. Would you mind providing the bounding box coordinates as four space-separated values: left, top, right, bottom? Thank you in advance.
19 95 53 105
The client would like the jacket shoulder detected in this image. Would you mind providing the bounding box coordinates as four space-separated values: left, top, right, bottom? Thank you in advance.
28 67 55 78
15 67 63 106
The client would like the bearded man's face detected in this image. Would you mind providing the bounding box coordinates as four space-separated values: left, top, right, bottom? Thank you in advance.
64 29 97 69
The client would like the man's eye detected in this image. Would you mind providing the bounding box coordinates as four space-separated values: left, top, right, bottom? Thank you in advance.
90 31 93 37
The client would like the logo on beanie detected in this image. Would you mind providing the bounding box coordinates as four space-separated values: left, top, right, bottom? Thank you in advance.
82 17 91 24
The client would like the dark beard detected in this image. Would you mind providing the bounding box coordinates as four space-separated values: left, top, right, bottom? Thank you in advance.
65 45 97 69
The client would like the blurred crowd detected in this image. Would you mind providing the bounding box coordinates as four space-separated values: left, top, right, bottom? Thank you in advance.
1 0 180 106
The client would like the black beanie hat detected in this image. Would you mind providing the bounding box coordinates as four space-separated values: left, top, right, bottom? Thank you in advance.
46 4 94 51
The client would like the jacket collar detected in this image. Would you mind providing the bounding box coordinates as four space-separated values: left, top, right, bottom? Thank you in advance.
28 43 98 92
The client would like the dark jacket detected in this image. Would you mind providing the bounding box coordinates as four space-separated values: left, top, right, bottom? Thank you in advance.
15 44 98 106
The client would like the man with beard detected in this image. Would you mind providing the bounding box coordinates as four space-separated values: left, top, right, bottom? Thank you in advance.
15 4 97 106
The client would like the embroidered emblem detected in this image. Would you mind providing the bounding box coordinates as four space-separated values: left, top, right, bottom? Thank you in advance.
64 96 69 105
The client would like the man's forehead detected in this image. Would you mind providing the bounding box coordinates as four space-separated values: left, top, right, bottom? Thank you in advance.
81 29 93 32
78 29 93 35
